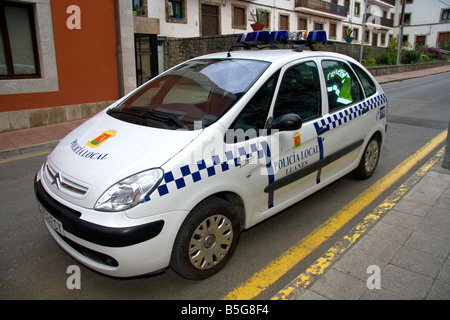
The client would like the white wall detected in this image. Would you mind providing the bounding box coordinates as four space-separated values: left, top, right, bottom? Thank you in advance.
393 0 449 47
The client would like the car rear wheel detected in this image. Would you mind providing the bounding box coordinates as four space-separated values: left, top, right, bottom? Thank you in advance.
354 135 380 179
170 196 240 280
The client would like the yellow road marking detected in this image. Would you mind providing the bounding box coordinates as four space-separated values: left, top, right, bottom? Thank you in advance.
222 130 447 300
0 150 50 164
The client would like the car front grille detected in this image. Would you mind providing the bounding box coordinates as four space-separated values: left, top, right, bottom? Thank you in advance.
43 161 89 198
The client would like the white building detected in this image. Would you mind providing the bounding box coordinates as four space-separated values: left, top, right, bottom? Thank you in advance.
132 0 448 85
392 0 450 48
139 0 396 45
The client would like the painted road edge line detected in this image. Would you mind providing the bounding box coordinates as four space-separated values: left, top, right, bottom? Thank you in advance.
223 129 447 300
272 146 445 300
0 150 50 164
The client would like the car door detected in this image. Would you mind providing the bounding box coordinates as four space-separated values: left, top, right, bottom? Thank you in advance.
262 60 324 210
316 58 369 183
225 71 281 214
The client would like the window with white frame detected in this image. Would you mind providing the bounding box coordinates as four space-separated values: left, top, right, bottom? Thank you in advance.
232 4 246 29
441 9 450 22
167 0 186 23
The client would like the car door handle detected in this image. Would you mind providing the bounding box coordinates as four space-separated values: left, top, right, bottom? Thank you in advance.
362 107 369 115
317 127 328 135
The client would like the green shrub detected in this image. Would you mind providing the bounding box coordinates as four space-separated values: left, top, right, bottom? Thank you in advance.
362 56 377 66
376 52 389 65
402 50 420 64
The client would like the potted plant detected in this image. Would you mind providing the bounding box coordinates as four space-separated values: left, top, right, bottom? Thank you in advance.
250 8 267 31
345 27 354 43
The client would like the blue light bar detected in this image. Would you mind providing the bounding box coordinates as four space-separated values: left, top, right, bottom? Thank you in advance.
244 32 256 42
256 31 270 41
269 30 289 41
245 31 270 42
307 30 327 42
232 29 330 52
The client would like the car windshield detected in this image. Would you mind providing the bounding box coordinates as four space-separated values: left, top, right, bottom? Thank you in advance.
108 58 270 130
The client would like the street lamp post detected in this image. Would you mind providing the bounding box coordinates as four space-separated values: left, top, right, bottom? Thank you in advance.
443 117 450 170
359 1 368 63
396 0 406 65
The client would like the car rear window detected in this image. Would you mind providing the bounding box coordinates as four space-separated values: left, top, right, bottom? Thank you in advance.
351 63 377 97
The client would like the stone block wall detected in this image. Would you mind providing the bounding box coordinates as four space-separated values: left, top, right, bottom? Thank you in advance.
160 34 240 70
0 101 114 133
367 60 448 76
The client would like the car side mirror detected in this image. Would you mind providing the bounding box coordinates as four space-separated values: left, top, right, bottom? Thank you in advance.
267 113 302 132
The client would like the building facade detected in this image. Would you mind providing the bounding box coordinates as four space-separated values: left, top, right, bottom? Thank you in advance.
0 0 147 132
394 0 450 48
147 0 396 47
0 0 447 132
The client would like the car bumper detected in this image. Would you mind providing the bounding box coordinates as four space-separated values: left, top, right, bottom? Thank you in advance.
34 178 185 277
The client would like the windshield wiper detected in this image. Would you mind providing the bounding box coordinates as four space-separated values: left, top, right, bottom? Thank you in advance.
108 109 142 118
130 107 188 130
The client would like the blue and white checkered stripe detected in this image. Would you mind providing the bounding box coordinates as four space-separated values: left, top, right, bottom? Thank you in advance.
145 141 275 208
314 94 386 133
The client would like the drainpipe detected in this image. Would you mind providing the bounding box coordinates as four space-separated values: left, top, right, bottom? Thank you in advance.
115 0 125 98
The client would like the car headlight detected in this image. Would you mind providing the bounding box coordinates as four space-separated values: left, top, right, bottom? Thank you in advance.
95 168 164 212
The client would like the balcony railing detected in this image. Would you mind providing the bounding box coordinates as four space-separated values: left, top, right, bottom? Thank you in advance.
377 0 395 6
295 0 347 18
366 14 394 28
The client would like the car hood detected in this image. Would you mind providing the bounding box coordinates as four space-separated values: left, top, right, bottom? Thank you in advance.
46 111 202 206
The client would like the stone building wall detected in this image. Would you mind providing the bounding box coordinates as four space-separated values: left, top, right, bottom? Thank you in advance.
159 34 240 70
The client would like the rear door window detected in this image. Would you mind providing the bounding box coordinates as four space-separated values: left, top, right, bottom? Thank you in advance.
321 60 364 113
351 63 377 98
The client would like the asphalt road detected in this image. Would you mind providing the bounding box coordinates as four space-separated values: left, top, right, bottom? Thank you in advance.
0 72 449 300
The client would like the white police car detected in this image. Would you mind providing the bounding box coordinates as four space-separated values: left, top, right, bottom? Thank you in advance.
35 31 387 279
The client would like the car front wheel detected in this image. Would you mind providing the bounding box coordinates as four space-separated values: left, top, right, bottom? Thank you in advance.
170 196 240 280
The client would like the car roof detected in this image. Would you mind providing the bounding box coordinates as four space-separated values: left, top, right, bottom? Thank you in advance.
194 49 356 64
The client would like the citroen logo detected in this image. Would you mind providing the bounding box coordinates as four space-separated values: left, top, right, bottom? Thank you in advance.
53 172 62 190
47 165 62 190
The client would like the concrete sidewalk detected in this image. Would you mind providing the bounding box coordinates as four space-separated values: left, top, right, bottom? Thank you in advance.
374 63 450 84
273 148 450 300
0 118 86 159
1 64 450 160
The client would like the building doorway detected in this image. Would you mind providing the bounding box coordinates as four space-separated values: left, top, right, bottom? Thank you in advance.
201 4 219 36
438 32 450 46
135 34 158 87
372 33 378 47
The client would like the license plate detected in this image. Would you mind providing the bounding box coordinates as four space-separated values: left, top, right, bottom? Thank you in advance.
38 204 64 236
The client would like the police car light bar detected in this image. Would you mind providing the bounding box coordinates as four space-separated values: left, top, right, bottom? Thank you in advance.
269 30 289 41
307 30 327 42
233 30 329 52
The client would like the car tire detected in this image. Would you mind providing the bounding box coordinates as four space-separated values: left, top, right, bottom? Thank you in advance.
170 196 241 280
354 135 380 179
